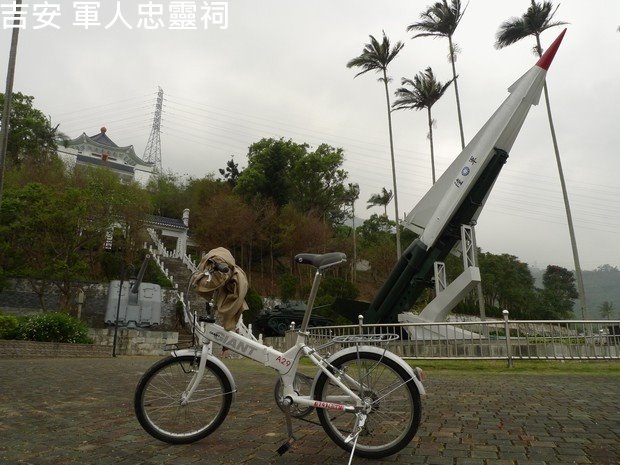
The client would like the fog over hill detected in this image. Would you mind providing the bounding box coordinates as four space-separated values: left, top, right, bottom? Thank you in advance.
530 266 620 320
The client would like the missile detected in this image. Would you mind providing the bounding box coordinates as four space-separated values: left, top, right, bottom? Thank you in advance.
364 29 567 324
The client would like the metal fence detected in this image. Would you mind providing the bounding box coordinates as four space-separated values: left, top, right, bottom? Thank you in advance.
304 314 620 363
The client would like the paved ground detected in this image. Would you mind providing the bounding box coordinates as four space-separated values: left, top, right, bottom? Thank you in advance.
0 356 618 465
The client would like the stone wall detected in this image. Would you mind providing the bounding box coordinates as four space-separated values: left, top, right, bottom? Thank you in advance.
0 329 179 358
0 339 112 358
89 328 178 356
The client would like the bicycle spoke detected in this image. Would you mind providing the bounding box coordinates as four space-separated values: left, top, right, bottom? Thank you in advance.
135 356 232 443
316 352 421 458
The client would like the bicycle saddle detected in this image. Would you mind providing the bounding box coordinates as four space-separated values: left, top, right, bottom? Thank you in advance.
294 252 346 269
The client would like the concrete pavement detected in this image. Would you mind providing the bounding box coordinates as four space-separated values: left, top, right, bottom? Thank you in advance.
0 357 618 465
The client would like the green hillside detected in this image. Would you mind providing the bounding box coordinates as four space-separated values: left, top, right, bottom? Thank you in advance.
531 267 620 319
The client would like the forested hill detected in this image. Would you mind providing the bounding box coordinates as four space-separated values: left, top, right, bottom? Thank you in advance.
531 267 620 319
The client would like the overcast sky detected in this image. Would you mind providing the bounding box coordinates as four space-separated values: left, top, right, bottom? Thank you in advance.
1 0 619 271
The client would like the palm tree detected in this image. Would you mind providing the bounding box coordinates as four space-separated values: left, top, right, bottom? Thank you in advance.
347 32 405 258
495 1 587 320
367 187 393 218
344 183 360 283
407 0 467 149
393 68 454 184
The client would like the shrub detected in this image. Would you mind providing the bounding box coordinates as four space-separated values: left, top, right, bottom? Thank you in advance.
19 312 93 344
144 260 174 288
243 287 264 325
174 300 185 328
245 287 264 313
0 314 20 339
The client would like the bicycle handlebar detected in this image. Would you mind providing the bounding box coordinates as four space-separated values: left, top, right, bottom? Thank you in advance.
212 261 230 274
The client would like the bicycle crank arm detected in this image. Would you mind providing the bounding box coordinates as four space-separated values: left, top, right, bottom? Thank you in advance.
276 397 297 456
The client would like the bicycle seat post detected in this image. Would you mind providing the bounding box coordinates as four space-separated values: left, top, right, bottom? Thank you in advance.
298 268 323 334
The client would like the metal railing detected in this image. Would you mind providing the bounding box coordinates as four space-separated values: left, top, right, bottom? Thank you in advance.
305 313 620 363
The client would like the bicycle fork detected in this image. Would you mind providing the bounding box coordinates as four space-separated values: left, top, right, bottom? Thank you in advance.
180 344 210 405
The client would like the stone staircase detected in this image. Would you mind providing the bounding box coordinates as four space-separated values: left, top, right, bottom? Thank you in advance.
146 233 260 353
158 255 205 347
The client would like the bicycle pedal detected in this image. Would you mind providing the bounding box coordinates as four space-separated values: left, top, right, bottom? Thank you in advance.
276 439 295 456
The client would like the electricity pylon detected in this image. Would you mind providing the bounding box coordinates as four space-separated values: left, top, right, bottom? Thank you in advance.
143 87 163 171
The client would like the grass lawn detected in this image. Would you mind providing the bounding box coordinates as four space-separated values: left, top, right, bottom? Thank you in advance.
408 358 620 375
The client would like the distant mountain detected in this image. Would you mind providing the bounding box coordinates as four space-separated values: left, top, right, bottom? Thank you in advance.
530 266 620 319
343 216 365 228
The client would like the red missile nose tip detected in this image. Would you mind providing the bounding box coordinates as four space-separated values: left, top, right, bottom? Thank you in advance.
536 28 567 71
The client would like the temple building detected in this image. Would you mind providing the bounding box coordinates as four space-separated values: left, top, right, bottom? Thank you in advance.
58 127 154 184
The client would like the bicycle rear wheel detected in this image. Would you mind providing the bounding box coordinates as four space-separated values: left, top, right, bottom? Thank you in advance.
134 355 233 444
314 351 421 459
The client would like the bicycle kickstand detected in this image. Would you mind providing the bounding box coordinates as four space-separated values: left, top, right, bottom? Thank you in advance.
276 399 296 456
343 412 367 465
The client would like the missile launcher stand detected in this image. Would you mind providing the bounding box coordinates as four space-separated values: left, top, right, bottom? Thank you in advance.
401 225 481 324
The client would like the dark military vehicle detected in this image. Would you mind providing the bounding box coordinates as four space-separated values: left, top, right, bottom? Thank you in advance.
254 301 334 337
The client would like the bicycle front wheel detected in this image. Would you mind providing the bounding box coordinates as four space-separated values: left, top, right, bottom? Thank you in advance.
134 355 233 444
314 351 421 459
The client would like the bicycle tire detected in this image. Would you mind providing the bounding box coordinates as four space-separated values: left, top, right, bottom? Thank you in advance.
134 355 232 444
314 350 421 459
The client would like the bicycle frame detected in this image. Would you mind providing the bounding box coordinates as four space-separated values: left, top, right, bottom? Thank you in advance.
181 258 425 421
188 320 363 413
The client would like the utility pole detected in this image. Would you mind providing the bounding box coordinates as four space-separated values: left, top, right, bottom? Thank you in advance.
0 0 23 209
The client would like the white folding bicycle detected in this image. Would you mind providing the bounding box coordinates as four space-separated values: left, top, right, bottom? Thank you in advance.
134 252 425 462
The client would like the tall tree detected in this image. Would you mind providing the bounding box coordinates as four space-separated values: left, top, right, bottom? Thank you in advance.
393 67 454 184
347 32 405 258
599 301 614 320
146 171 186 217
0 92 59 166
235 138 306 208
495 1 586 320
290 143 348 224
357 214 397 283
477 252 537 318
218 157 241 187
366 187 393 217
192 189 256 266
343 183 360 283
234 138 349 224
407 0 468 149
537 264 577 319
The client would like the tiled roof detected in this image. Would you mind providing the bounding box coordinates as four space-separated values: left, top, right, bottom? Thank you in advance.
88 131 119 148
146 215 187 230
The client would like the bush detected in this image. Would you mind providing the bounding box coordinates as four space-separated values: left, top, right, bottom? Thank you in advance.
19 312 93 343
0 314 20 339
144 259 174 288
243 287 264 325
